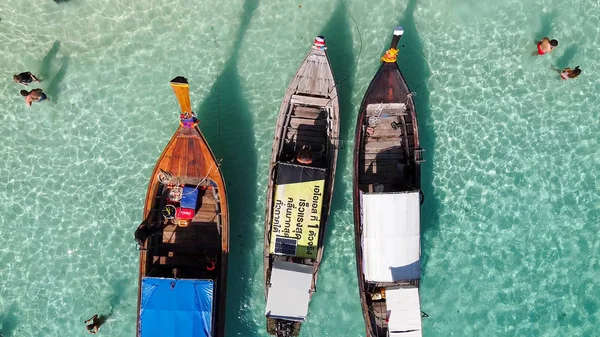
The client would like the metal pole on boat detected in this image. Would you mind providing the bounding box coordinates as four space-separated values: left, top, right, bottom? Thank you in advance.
390 26 404 49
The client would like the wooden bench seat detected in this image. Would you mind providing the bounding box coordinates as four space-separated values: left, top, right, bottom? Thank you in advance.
291 94 331 107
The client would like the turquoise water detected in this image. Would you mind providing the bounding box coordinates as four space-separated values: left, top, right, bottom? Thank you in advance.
0 0 599 336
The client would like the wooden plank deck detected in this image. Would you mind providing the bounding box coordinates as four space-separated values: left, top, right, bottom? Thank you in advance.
295 53 334 97
363 152 405 160
371 301 388 332
286 135 326 148
293 106 325 119
286 126 327 138
291 94 331 107
144 176 224 279
364 141 402 153
360 113 408 189
289 117 328 128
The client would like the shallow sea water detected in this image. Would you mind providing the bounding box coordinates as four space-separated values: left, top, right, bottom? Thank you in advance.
0 0 599 336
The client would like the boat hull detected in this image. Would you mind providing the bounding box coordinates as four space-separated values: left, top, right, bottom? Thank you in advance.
136 92 229 337
353 55 422 337
263 42 340 336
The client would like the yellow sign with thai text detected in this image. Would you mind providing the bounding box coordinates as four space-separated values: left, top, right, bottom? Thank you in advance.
270 180 325 258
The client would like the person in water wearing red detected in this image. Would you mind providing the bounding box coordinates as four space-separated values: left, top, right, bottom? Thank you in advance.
554 66 581 80
20 88 47 107
535 37 558 55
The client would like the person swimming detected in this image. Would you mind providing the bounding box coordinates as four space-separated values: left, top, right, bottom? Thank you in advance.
84 314 100 334
535 37 558 55
20 88 47 107
559 66 582 80
13 72 41 86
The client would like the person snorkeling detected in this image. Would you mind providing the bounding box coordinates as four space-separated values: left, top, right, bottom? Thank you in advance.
534 37 558 55
556 66 582 80
13 71 41 86
84 314 109 334
20 88 47 107
84 314 100 334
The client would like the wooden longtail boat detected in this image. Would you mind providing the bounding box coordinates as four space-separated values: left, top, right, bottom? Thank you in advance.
353 27 425 337
263 36 340 337
135 77 229 337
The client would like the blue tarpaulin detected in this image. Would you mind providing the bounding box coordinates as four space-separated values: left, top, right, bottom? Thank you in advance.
180 186 199 210
140 277 214 337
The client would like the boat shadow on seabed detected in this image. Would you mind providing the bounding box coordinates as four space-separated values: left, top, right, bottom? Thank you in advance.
289 2 362 336
0 303 19 337
195 0 261 336
396 0 439 270
322 0 357 246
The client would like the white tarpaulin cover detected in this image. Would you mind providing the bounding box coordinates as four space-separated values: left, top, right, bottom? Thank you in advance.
386 287 422 337
265 260 313 322
361 192 420 282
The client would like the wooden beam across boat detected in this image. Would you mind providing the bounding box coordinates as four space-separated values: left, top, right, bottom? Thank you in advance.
135 76 229 337
352 26 425 337
263 36 340 337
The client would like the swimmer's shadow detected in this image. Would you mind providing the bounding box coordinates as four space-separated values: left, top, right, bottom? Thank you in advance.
554 45 579 70
39 41 60 81
96 314 109 328
46 56 70 103
534 11 556 42
0 303 20 337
